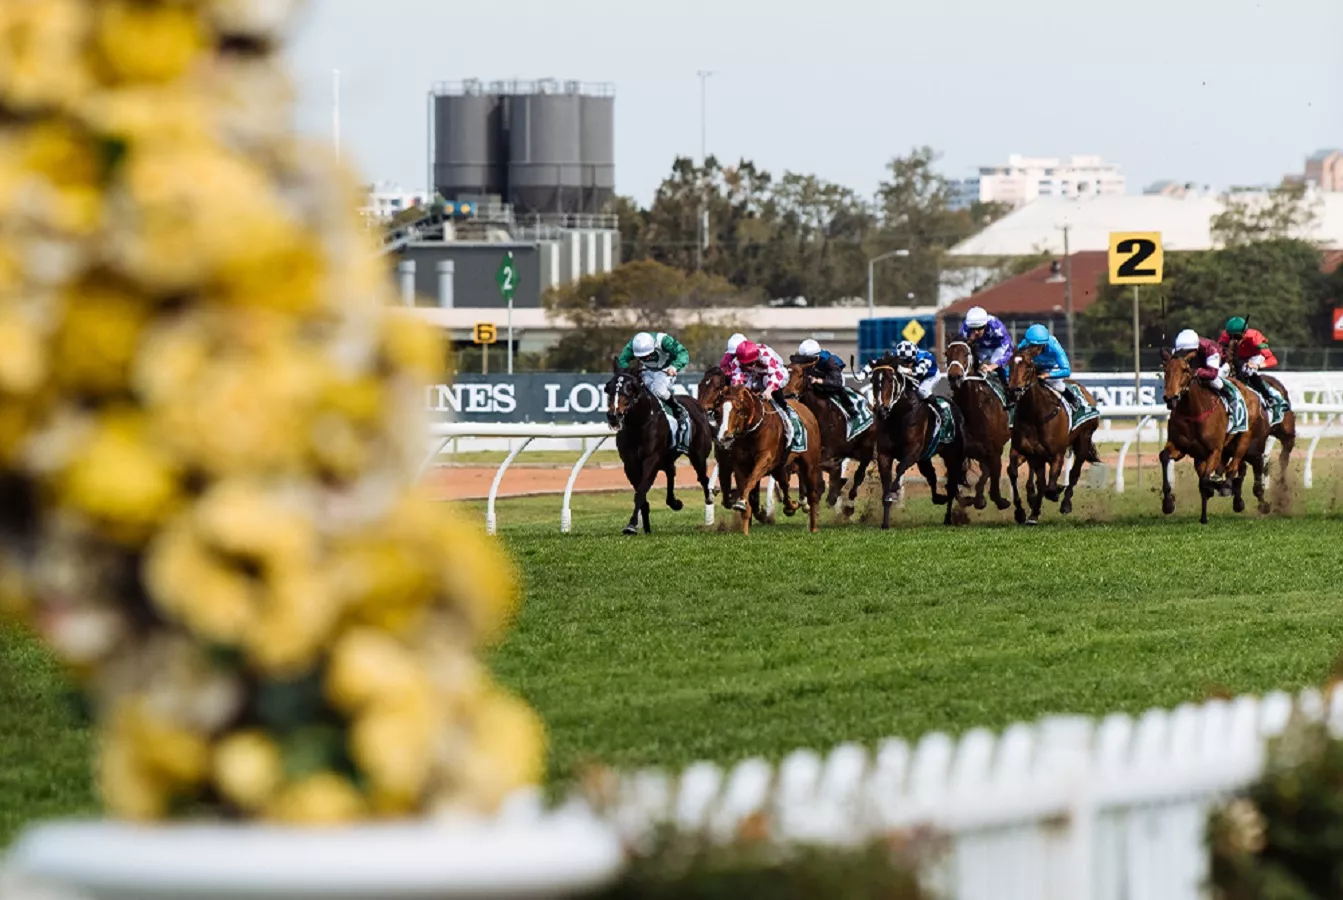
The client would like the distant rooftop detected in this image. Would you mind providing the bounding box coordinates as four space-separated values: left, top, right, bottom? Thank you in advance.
430 78 615 97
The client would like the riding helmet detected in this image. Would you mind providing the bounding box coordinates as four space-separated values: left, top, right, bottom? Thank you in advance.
1224 316 1247 337
1023 324 1051 345
735 340 761 365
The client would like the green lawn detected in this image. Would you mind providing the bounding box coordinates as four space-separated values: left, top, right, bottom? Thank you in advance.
5 462 1343 843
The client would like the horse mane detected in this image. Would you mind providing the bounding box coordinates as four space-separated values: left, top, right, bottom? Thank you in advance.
1018 345 1044 361
704 365 723 378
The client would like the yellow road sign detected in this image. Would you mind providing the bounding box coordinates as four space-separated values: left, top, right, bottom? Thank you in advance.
1108 232 1164 285
473 322 497 345
902 319 926 345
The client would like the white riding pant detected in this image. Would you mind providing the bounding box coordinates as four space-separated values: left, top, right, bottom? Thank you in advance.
1044 378 1067 393
915 379 934 399
1209 375 1225 390
642 369 674 401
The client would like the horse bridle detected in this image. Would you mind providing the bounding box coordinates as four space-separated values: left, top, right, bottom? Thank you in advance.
606 372 641 430
1163 357 1196 408
868 364 912 414
715 388 766 448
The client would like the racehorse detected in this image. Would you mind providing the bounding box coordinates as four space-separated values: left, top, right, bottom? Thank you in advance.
1246 372 1297 485
1158 353 1271 524
605 359 714 535
868 356 965 529
713 383 823 535
943 341 1011 513
1005 348 1101 525
783 360 875 517
698 367 767 523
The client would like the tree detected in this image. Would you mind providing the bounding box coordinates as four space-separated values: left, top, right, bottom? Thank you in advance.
541 259 749 371
1211 181 1321 247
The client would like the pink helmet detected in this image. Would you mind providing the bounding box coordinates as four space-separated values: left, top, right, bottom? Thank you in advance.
735 340 761 365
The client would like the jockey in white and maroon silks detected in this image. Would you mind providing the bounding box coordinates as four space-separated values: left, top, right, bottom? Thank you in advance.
1172 328 1237 407
717 333 746 383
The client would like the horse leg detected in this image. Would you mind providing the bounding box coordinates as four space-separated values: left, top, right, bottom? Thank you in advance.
776 463 800 517
1009 450 1027 525
1276 425 1296 484
845 447 874 518
938 452 963 525
970 461 989 510
803 456 823 534
987 450 1011 511
1043 452 1066 503
1159 443 1177 516
1060 446 1087 515
621 458 644 535
1195 456 1215 525
877 452 896 530
824 459 845 508
627 456 660 535
1249 450 1270 514
690 447 713 514
917 458 945 505
737 456 779 536
663 456 684 512
1027 459 1046 524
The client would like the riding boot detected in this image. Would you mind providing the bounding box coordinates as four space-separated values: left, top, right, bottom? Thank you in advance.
836 390 858 419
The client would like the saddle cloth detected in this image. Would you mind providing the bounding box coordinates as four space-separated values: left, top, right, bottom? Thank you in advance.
829 388 874 440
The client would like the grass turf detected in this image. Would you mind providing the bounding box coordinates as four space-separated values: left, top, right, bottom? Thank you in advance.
4 461 1343 843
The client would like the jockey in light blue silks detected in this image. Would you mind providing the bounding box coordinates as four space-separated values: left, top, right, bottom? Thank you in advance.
1017 323 1083 416
958 305 1013 391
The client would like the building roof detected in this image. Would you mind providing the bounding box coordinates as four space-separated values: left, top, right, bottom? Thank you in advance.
948 193 1343 257
943 253 1110 319
1309 149 1341 163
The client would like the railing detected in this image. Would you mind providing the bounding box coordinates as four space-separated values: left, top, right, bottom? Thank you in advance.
578 686 1338 900
425 404 1343 534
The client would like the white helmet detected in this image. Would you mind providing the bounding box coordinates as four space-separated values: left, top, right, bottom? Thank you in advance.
726 333 746 354
797 339 821 357
632 332 657 357
1174 329 1199 353
964 306 990 329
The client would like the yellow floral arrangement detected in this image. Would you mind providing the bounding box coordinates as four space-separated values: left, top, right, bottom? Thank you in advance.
0 0 544 824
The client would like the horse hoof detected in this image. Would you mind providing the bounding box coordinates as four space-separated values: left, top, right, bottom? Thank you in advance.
1060 500 1072 515
667 498 684 512
1233 498 1246 513
975 497 988 511
995 498 1011 511
1259 502 1272 515
1162 497 1176 515
1023 518 1039 527
731 501 747 513
1014 508 1027 525
1044 489 1062 503
622 525 638 535
931 493 947 505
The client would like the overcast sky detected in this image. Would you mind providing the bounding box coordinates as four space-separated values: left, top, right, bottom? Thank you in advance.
285 0 1341 204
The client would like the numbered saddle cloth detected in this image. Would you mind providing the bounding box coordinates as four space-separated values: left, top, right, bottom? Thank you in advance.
782 404 808 453
1221 386 1249 436
921 396 958 461
1063 383 1100 430
1257 382 1289 428
831 388 874 441
658 398 692 454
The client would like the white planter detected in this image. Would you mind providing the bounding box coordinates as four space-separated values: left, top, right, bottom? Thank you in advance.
1 806 624 900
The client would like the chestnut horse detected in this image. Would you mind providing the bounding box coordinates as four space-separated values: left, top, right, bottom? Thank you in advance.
698 367 767 523
868 358 964 528
605 360 714 535
713 384 823 535
1005 348 1101 525
783 360 875 516
1158 353 1270 524
1247 372 1297 484
943 341 1011 513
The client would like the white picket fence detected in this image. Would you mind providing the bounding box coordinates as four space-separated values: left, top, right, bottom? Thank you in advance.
425 404 1343 534
579 687 1340 900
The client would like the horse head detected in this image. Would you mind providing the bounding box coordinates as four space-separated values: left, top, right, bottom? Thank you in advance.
714 383 759 449
945 341 973 389
604 362 642 430
784 358 816 398
1161 350 1194 410
1007 346 1042 401
698 366 730 428
868 355 906 419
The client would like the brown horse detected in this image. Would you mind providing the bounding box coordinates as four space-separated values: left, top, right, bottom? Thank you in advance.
1158 354 1270 524
868 358 964 528
605 360 714 535
943 341 1011 512
783 361 875 516
1005 348 1101 525
713 384 822 535
1244 372 1297 484
698 367 768 523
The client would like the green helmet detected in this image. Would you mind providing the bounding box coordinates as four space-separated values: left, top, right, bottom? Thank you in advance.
1225 316 1247 337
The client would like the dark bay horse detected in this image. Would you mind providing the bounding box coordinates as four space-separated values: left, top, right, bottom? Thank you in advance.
1006 348 1101 525
783 361 875 517
1159 353 1270 524
713 384 823 535
868 358 964 529
605 360 714 535
944 341 1011 513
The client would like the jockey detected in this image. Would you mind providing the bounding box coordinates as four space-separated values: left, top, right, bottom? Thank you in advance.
958 306 1013 390
718 332 747 382
892 340 939 400
1018 323 1082 415
795 338 858 417
617 331 691 432
731 339 793 442
1172 328 1237 407
1217 316 1279 406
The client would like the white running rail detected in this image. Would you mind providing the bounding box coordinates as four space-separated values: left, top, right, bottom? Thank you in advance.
578 687 1341 900
425 404 1343 533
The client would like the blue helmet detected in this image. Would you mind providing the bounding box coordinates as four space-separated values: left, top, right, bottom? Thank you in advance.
1023 324 1051 346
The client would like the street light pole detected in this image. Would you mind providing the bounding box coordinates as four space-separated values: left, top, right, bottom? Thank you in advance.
866 249 911 319
695 70 716 273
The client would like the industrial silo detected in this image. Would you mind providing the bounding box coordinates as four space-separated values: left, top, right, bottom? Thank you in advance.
580 89 615 214
432 82 505 201
506 82 583 215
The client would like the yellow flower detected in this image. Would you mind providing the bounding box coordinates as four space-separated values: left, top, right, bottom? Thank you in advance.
331 539 435 634
381 313 444 381
437 510 520 645
245 565 340 676
145 523 259 644
57 410 181 541
456 686 547 809
213 731 283 812
349 685 437 812
98 734 169 821
0 0 92 114
193 479 317 568
325 628 425 714
94 0 205 85
0 306 47 395
110 698 211 787
80 84 216 152
266 772 366 826
52 279 150 397
19 121 102 235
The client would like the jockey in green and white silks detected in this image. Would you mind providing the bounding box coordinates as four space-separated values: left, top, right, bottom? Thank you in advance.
618 331 690 401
